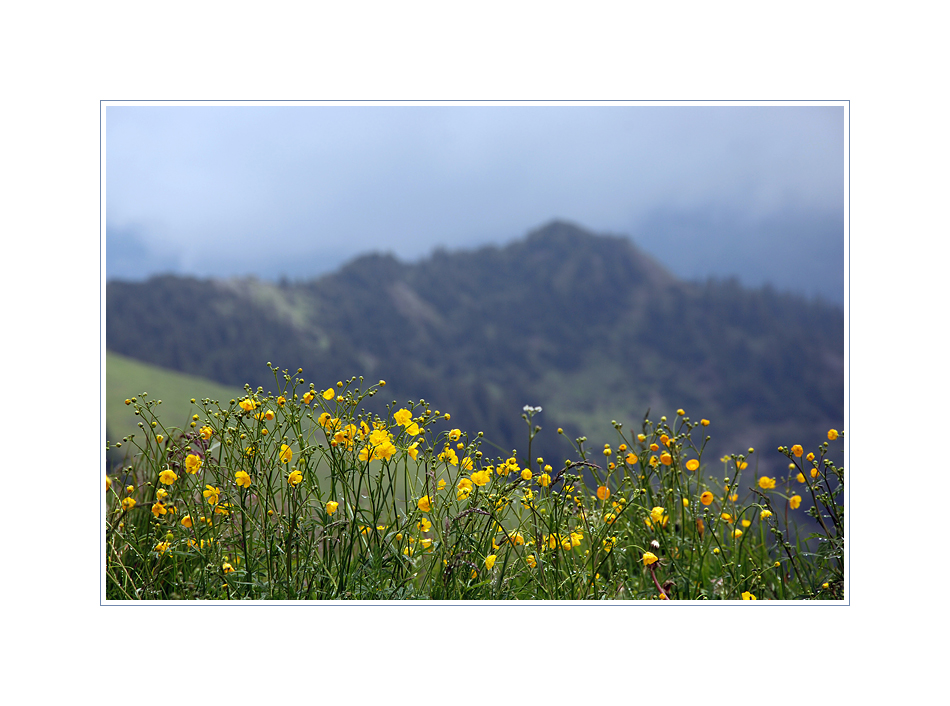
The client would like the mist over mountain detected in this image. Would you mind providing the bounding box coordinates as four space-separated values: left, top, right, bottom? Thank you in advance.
106 220 844 483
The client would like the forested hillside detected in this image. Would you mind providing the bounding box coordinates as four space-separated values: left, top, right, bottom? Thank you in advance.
107 220 843 479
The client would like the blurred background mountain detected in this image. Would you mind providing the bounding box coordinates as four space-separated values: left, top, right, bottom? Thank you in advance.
106 220 843 485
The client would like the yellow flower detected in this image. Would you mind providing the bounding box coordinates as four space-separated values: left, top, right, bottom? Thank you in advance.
155 541 170 554
302 391 315 405
418 495 432 512
185 454 202 474
105 476 112 492
279 444 293 463
156 434 163 444
323 388 335 400
485 555 497 570
733 529 743 539
155 488 168 501
827 429 838 441
791 444 803 457
121 497 136 511
811 467 820 479
239 398 258 412
277 396 286 407
701 419 710 426
199 425 213 440
407 442 420 460
806 452 815 462
158 469 178 485
526 554 537 568
288 469 303 486
471 469 491 487
741 591 756 600
326 500 339 515
181 515 193 528
603 537 617 552
650 507 667 525
414 517 432 533
456 478 473 500
796 472 806 483
642 552 659 566
700 491 714 506
761 509 773 520
394 408 412 426
537 473 551 487
448 429 461 441
686 459 700 471
405 422 421 436
521 468 532 481
741 519 751 528
460 456 474 472
737 461 748 470
758 476 776 490
721 512 733 523
789 495 802 509
682 498 689 507
235 470 251 489
597 486 611 501
203 485 220 505
151 501 167 517
223 562 235 574
677 408 685 416
650 443 660 452
625 452 637 464
438 448 458 466
215 503 231 516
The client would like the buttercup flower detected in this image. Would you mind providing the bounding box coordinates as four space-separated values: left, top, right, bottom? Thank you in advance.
758 476 776 490
121 497 136 511
827 429 839 441
700 491 714 506
235 470 251 489
239 398 258 412
791 444 803 457
203 485 220 505
417 518 432 533
471 469 491 487
279 444 293 463
760 509 773 520
521 468 532 481
418 495 432 512
741 591 756 600
159 469 177 485
185 454 202 474
223 562 234 574
181 515 193 528
538 473 551 487
796 472 806 483
650 507 667 525
302 391 315 405
597 486 611 501
277 396 286 407
326 500 339 515
686 459 700 471
151 501 167 517
457 478 473 500
407 442 420 460
438 448 458 466
448 429 461 441
199 425 213 440
460 457 474 472
485 555 497 570
323 388 335 400
394 408 412 426
287 469 303 486
642 552 659 566
526 554 537 568
659 451 672 466
789 495 802 509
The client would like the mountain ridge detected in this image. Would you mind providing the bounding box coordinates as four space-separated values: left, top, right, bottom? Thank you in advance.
106 220 843 477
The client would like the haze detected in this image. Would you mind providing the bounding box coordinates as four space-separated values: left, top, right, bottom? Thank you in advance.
106 104 844 304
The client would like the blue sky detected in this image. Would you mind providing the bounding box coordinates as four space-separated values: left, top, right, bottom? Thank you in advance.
106 103 845 303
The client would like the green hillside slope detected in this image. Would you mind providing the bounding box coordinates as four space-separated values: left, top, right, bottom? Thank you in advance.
106 350 243 448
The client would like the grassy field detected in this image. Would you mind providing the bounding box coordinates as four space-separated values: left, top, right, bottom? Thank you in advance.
106 350 244 445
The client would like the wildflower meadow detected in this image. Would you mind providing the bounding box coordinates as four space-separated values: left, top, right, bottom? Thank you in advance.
104 364 844 601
